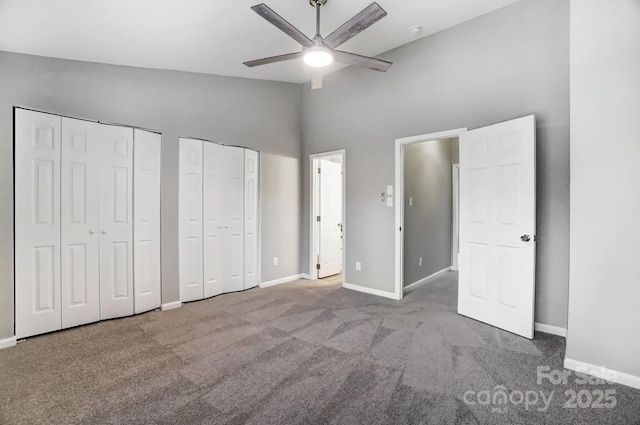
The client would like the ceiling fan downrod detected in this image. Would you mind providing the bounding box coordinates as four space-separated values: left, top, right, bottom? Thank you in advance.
310 0 327 40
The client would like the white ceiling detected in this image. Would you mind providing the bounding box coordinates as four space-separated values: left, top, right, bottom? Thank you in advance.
0 0 519 84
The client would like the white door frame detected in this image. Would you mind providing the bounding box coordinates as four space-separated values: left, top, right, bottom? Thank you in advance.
309 150 346 281
451 163 460 271
394 129 467 300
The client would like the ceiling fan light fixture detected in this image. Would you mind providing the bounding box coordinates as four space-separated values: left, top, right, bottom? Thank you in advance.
303 46 334 67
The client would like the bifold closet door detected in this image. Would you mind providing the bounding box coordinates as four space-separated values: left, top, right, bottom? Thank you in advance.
179 138 204 301
15 109 62 338
133 129 162 314
244 149 259 290
223 146 245 293
99 124 134 320
203 142 224 298
60 118 101 328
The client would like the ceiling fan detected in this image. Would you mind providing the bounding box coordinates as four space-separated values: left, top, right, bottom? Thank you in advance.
244 0 393 73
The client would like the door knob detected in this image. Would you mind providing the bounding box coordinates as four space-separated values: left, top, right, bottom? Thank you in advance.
520 234 531 242
101 230 107 235
89 230 95 235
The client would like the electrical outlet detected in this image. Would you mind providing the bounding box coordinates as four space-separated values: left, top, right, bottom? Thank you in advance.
273 257 278 266
419 257 423 267
355 262 361 271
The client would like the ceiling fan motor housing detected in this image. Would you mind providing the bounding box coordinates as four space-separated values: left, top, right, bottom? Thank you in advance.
309 0 327 7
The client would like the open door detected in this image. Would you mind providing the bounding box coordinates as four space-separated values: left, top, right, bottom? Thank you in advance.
458 115 536 338
318 159 343 278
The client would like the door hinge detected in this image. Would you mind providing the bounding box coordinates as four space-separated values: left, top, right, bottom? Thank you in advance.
318 167 321 174
317 216 321 222
316 263 321 270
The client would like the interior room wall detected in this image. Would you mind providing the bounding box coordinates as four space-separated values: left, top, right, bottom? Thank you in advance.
0 51 303 339
403 139 453 286
566 0 640 379
302 0 570 327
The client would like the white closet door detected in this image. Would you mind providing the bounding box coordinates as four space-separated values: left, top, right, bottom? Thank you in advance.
133 129 162 314
223 146 245 293
15 109 62 338
99 124 134 320
60 118 101 328
179 138 204 301
203 142 224 298
244 149 259 289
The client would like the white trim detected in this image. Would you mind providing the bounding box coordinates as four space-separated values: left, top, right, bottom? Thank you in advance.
403 267 451 293
451 164 460 271
343 282 399 300
309 150 346 281
0 336 17 350
300 273 311 280
534 322 567 337
564 358 640 390
260 274 307 288
394 128 468 301
161 301 182 311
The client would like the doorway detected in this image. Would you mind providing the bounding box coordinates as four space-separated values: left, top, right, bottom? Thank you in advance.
310 150 345 282
401 137 460 295
394 116 537 339
394 128 467 299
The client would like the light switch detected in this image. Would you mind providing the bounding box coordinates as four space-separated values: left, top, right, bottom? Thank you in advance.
387 185 394 196
387 197 393 207
409 197 413 207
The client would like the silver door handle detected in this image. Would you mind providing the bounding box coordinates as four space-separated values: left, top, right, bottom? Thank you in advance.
520 234 531 242
101 230 107 235
89 230 95 235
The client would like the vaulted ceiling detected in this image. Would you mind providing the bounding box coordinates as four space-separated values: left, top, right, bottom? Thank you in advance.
0 0 520 84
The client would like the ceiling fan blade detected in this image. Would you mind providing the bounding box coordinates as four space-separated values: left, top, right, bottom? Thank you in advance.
251 4 314 47
323 3 387 49
334 50 392 72
243 52 302 68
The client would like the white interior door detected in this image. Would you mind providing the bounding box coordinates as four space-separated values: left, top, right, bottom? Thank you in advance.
99 124 134 320
244 149 259 290
203 142 224 298
458 115 536 338
61 118 101 328
179 138 204 302
223 146 245 293
133 129 162 314
15 109 62 338
318 159 343 278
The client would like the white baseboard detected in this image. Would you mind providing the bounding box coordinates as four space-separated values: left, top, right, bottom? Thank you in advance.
260 274 306 288
0 336 17 350
300 273 311 280
161 301 182 311
564 358 640 390
403 267 451 293
342 282 398 300
534 322 567 337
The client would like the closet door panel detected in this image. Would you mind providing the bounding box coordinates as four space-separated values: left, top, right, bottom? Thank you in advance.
61 118 101 328
223 146 245 293
133 129 162 314
244 149 259 289
15 109 62 338
203 142 224 298
99 125 134 320
179 138 204 301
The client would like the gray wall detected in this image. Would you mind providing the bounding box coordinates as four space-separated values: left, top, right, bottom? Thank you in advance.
0 51 303 339
403 139 453 286
302 0 570 327
566 0 640 377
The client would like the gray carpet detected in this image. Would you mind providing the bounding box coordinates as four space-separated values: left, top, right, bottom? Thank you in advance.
1 272 639 424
